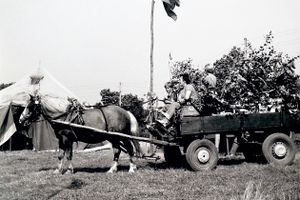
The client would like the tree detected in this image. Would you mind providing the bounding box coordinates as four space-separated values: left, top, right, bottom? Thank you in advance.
214 31 299 110
170 58 204 93
169 32 300 112
96 89 146 124
121 94 145 123
99 89 120 105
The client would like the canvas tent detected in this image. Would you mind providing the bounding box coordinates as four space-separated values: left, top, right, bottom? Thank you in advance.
0 67 80 151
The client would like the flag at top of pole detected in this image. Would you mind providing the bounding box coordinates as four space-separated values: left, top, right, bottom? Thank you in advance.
161 0 180 21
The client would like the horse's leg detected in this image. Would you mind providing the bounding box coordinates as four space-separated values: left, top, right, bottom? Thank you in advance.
123 140 137 173
54 148 65 174
107 141 121 173
54 132 67 174
55 131 74 174
65 143 74 174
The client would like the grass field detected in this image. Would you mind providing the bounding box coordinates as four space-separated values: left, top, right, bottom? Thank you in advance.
0 149 299 200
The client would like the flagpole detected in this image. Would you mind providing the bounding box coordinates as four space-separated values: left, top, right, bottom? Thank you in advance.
150 0 155 96
168 52 173 79
148 0 155 155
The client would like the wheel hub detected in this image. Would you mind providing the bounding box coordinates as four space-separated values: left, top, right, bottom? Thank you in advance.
273 142 287 158
197 148 210 163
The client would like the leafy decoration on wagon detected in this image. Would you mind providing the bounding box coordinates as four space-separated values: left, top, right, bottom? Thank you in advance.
169 32 300 114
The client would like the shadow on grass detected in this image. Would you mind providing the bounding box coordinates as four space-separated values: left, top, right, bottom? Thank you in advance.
217 158 245 165
75 165 132 173
38 157 269 174
143 158 189 170
47 178 87 199
142 157 267 170
38 166 110 173
38 167 55 172
74 166 110 173
218 155 267 165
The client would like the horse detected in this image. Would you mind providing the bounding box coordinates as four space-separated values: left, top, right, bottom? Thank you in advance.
19 95 142 174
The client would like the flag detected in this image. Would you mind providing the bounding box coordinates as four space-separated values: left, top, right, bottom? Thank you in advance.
162 0 180 21
0 104 17 146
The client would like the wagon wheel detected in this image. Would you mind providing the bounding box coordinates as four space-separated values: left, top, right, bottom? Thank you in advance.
262 133 297 166
164 146 183 166
185 139 218 171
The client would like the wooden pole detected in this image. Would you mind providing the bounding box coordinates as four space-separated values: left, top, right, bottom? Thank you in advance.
149 0 155 154
119 82 122 106
150 0 155 95
244 38 248 58
51 120 177 146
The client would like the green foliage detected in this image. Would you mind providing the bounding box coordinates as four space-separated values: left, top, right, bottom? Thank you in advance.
170 58 204 93
121 93 146 123
99 89 120 105
170 32 300 112
214 31 299 109
97 88 146 123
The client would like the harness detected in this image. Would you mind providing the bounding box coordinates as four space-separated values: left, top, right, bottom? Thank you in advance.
64 103 110 138
65 103 85 125
97 106 109 131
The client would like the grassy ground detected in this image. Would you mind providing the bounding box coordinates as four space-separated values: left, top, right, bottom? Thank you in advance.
0 149 299 200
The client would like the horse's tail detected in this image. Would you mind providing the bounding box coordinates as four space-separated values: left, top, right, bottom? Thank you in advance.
127 111 143 157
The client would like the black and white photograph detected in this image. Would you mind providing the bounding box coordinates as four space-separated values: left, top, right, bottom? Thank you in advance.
0 0 300 199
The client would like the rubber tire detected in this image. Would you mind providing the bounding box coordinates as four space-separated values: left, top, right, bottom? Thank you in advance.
262 133 297 166
164 146 183 166
185 139 218 171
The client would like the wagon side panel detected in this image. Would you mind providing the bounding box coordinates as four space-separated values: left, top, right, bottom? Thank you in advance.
180 114 241 135
242 112 283 131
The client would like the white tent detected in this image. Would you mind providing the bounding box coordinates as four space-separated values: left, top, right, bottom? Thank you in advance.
0 67 80 149
0 67 79 113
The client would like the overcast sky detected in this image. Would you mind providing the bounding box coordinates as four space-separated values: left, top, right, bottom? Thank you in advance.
1 0 300 103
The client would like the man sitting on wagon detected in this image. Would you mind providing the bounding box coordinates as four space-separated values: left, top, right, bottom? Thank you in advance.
164 79 180 103
203 64 216 91
200 64 220 115
157 73 200 127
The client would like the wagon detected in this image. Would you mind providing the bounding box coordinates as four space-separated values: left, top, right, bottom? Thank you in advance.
146 105 299 170
51 104 299 171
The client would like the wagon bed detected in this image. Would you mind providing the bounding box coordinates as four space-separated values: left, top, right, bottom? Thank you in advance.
180 110 300 135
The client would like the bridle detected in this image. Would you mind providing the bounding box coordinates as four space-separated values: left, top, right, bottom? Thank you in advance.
19 97 43 126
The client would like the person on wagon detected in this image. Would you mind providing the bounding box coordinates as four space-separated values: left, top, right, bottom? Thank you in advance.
157 73 199 127
203 64 216 90
203 64 220 151
164 79 180 103
164 81 176 103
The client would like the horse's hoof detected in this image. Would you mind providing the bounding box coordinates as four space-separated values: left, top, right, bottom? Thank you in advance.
53 169 62 174
106 168 117 174
65 169 74 175
65 168 74 174
129 163 137 173
106 169 115 174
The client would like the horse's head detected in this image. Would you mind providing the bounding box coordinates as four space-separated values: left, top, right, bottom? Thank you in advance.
19 94 43 126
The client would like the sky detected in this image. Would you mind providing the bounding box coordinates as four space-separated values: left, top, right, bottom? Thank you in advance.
1 0 300 104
